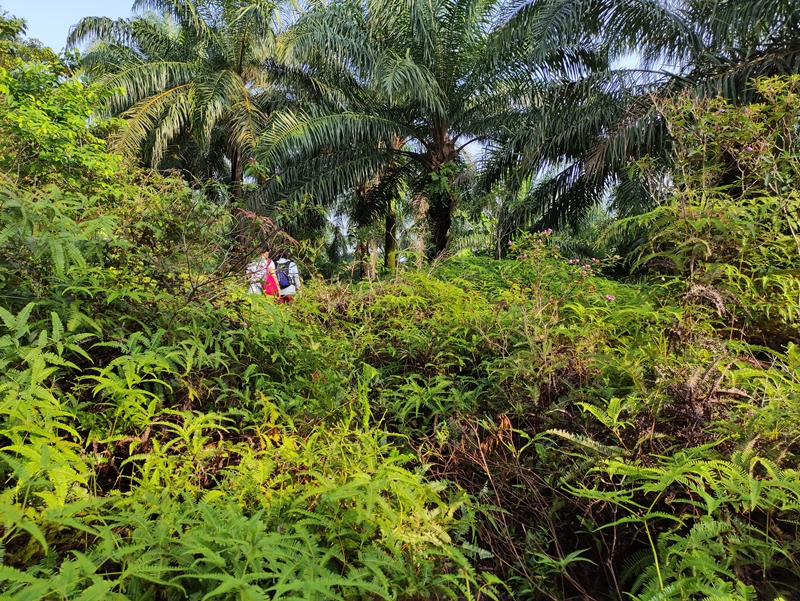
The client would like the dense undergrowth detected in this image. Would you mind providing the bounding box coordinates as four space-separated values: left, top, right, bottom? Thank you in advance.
2 59 800 601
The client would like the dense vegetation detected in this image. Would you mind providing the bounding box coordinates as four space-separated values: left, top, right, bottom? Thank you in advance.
2 1 800 600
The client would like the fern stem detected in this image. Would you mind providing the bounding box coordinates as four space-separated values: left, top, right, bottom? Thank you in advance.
643 519 663 591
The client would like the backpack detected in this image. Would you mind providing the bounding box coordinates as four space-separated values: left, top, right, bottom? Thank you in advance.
276 261 292 289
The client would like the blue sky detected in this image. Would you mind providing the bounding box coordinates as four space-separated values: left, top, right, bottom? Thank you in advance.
2 1 135 52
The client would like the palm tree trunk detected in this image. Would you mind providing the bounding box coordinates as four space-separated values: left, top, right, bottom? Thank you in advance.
230 147 244 195
427 191 453 259
354 240 366 281
368 239 378 280
384 201 397 271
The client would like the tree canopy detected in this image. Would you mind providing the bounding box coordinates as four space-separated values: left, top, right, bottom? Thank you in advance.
69 0 288 185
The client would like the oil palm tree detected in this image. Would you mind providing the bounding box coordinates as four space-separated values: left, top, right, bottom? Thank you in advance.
68 0 287 185
254 0 600 258
486 0 800 236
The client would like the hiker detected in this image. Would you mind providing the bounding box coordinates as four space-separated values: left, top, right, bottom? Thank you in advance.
246 249 279 297
275 250 301 303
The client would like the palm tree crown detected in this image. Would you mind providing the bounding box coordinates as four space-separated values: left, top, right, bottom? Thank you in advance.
69 0 287 185
484 0 800 239
257 0 587 256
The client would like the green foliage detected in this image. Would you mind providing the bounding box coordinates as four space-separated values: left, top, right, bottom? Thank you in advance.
3 11 800 600
68 0 287 184
0 59 490 599
629 76 800 346
568 446 800 600
0 11 58 69
0 62 120 190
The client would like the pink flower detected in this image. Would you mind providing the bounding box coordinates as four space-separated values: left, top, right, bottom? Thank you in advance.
604 295 616 301
746 146 754 151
